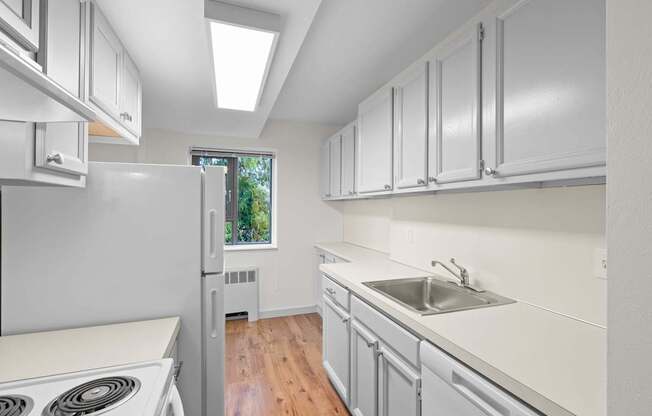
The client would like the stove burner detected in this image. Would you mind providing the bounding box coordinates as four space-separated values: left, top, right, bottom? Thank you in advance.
0 395 33 416
43 376 140 416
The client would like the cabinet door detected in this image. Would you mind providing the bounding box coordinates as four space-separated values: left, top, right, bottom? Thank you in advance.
378 346 421 416
341 122 356 197
323 295 350 405
0 0 39 51
34 0 87 177
89 2 122 120
121 51 141 136
394 63 428 189
357 88 393 194
428 25 482 184
483 0 606 178
329 134 342 198
350 320 379 416
320 140 331 198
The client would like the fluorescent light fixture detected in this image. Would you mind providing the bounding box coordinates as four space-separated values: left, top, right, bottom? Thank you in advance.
209 22 277 112
204 1 281 113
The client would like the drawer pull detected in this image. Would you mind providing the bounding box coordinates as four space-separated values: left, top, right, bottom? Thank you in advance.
46 153 64 165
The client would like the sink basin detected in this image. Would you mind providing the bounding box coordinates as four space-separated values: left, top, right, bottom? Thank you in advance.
363 277 514 315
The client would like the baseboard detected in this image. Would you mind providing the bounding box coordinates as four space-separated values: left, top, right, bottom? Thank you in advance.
259 304 318 319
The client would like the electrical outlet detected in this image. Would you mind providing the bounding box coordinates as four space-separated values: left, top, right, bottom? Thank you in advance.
594 248 607 279
407 229 415 244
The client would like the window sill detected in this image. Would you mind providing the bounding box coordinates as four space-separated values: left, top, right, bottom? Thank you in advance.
224 244 278 252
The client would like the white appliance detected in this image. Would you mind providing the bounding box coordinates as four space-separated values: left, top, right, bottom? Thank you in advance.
0 359 182 416
420 341 540 415
0 162 226 416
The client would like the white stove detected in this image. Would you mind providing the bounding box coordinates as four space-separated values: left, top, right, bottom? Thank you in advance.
0 359 183 416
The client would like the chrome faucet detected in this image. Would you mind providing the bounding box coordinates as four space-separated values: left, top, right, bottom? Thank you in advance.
431 258 483 292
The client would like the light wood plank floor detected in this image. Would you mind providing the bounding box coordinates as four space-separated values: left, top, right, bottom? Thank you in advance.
225 313 350 416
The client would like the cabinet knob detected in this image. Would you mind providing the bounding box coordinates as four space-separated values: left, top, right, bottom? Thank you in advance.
46 153 64 165
428 176 437 183
417 178 426 185
120 112 133 122
383 184 391 191
484 167 497 176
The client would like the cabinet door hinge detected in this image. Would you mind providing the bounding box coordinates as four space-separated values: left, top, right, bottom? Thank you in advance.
478 23 485 41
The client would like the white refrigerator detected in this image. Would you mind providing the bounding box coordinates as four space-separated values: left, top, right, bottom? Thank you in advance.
0 162 226 416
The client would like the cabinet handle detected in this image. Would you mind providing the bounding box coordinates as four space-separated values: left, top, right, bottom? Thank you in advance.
342 316 350 323
417 178 426 185
120 112 133 122
383 184 391 191
348 191 355 196
46 153 64 165
173 361 184 380
484 167 497 176
326 288 336 295
366 340 378 349
428 176 437 183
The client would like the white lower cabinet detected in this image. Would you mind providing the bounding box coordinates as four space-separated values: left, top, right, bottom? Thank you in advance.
348 295 422 416
378 345 421 416
323 295 350 405
350 320 379 416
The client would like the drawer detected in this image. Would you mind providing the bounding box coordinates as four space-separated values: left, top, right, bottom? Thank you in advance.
322 274 350 311
351 295 420 367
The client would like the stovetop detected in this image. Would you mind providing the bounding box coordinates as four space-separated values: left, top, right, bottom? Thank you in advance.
0 359 173 416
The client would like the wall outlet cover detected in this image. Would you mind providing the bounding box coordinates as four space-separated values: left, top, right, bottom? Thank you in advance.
593 248 607 279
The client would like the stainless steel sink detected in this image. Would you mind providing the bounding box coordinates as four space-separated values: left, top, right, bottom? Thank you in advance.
363 277 514 315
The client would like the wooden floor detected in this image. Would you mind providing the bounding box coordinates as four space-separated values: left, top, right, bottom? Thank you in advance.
225 313 350 416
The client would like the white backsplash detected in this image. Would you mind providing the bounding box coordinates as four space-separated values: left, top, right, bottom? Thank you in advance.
338 185 606 326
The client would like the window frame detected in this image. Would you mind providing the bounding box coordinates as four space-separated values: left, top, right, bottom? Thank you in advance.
190 147 277 250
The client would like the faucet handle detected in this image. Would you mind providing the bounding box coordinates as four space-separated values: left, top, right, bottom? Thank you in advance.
450 258 465 271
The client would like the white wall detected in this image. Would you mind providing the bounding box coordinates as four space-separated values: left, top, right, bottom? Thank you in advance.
90 120 343 315
338 185 607 326
607 0 652 414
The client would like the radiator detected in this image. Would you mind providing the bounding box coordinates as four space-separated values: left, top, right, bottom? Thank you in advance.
224 267 259 322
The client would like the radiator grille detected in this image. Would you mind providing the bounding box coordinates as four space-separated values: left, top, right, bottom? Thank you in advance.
224 267 259 321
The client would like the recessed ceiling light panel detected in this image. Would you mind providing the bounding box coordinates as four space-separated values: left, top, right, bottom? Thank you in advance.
205 1 281 113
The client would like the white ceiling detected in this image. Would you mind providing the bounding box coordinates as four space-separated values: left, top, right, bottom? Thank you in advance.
96 0 491 138
271 0 492 125
95 0 322 138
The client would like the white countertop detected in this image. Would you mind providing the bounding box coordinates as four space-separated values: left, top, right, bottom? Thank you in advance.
0 317 180 383
316 242 606 416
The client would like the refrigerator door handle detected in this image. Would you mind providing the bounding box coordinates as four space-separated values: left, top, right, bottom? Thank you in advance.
209 209 217 259
202 166 225 274
210 288 218 338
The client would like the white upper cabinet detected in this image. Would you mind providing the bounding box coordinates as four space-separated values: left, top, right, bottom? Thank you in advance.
341 122 356 197
87 0 142 144
357 87 394 194
34 0 88 178
428 24 482 185
394 63 428 189
0 0 39 52
120 51 141 136
0 0 87 187
482 0 606 178
329 134 342 198
320 139 331 198
89 2 121 120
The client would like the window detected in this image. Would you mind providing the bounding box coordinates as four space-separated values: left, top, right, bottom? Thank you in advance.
191 149 274 246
